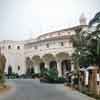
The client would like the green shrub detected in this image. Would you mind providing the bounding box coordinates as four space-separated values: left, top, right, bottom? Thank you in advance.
0 73 5 84
32 73 40 78
82 90 100 100
46 68 58 81
57 77 65 81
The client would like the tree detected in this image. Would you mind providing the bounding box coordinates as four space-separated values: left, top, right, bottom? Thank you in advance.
70 12 100 93
71 28 90 70
0 51 6 84
71 12 100 69
88 11 100 66
89 12 100 27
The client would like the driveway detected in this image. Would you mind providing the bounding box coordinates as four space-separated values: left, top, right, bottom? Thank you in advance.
0 79 95 100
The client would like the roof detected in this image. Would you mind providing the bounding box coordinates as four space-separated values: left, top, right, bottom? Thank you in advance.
37 25 88 39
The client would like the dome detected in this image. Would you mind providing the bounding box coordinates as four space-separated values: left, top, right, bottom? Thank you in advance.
79 13 87 25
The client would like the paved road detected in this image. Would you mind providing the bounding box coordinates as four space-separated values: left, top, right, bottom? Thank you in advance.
0 79 95 100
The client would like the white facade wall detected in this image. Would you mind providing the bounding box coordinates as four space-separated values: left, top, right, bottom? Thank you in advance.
0 40 25 75
0 25 88 75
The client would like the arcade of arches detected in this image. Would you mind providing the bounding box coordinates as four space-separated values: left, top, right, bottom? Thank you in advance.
25 52 74 77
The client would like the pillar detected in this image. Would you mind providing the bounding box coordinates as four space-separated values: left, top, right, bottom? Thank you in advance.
57 61 62 77
44 62 49 70
71 61 74 72
85 70 89 86
34 64 40 74
97 70 100 95
88 67 97 93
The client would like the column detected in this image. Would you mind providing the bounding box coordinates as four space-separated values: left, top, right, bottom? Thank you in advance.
71 61 74 72
85 70 89 86
57 61 62 77
34 64 40 74
44 62 49 70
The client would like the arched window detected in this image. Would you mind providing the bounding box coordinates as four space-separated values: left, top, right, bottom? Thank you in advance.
60 42 64 46
8 45 11 49
34 46 38 49
18 65 20 71
17 46 20 50
46 43 49 48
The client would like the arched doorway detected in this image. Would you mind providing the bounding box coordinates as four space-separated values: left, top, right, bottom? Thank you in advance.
49 61 58 73
26 67 31 75
42 53 56 69
40 62 45 72
49 61 57 70
61 60 71 76
8 65 12 75
30 67 34 74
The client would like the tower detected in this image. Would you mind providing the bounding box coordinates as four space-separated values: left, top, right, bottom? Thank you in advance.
79 13 87 25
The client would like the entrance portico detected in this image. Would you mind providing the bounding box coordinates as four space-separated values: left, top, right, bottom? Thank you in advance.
26 52 74 77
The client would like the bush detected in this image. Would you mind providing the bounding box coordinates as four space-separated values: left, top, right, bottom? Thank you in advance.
32 73 40 78
40 68 47 78
40 69 66 83
7 73 19 79
57 77 65 81
82 90 100 100
0 73 5 84
46 68 58 81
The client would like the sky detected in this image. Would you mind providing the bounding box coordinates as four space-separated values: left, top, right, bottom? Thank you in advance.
0 0 100 40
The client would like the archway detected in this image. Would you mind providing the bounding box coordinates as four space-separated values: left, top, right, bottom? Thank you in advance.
8 65 12 75
25 57 32 71
42 53 55 69
42 54 55 62
32 55 42 74
32 55 42 64
30 67 34 74
49 61 57 70
49 61 58 75
61 60 71 76
40 62 45 72
26 67 31 75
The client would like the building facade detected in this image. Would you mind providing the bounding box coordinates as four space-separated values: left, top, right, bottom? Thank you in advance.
0 24 88 77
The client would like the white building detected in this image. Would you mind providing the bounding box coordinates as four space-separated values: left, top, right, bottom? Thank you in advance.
0 16 88 77
0 40 25 75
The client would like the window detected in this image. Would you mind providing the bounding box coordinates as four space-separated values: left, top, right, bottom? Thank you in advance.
46 43 49 48
58 32 61 35
18 66 20 71
68 31 71 34
8 45 11 49
34 46 37 49
17 46 20 50
61 42 64 46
